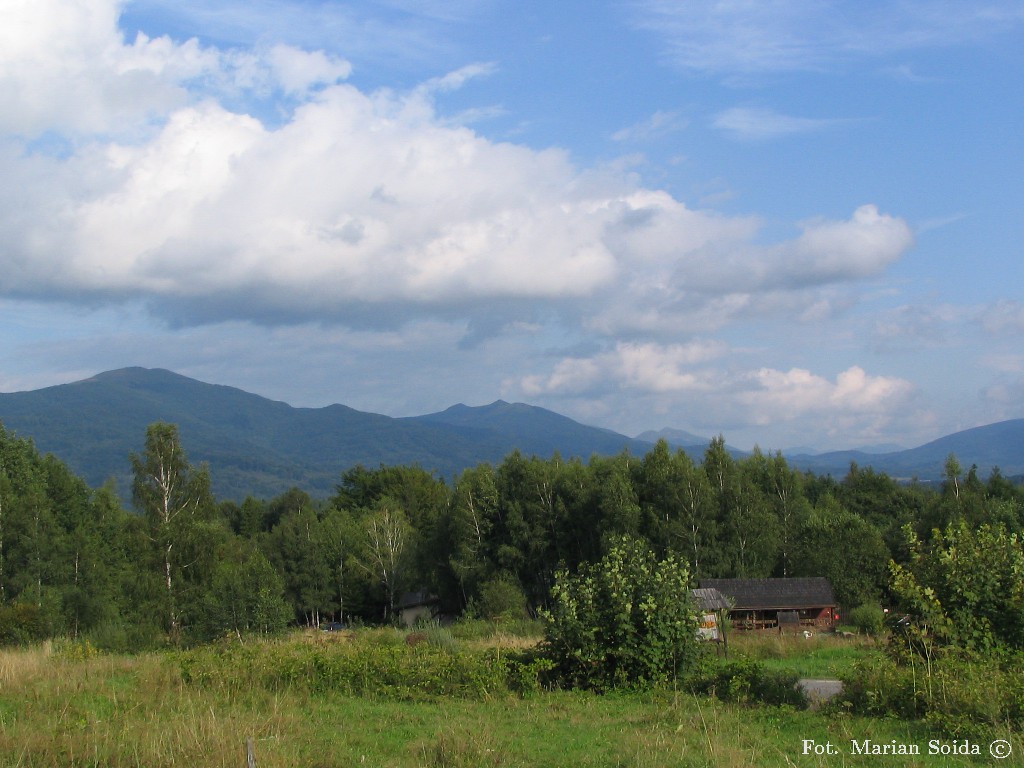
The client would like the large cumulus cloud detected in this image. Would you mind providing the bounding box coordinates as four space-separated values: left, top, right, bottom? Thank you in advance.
0 0 925 448
1 0 914 328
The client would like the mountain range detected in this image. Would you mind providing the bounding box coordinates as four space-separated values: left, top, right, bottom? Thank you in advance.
0 367 1020 500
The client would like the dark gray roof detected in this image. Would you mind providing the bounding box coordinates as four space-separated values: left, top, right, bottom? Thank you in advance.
396 590 439 610
690 587 731 612
699 578 836 610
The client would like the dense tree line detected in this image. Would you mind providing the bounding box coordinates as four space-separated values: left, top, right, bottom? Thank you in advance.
0 419 1022 648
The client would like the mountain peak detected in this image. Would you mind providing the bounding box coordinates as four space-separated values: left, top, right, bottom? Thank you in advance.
81 367 185 384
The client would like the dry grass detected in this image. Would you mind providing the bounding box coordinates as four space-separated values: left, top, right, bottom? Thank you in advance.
0 646 301 767
461 631 541 653
0 642 53 686
0 637 1013 767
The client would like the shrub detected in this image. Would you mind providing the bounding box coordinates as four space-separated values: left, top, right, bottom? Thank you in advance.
540 536 702 691
839 655 926 720
0 603 47 646
177 638 554 700
53 637 99 661
848 603 885 636
690 659 806 708
839 651 1024 737
474 574 529 621
890 522 1024 652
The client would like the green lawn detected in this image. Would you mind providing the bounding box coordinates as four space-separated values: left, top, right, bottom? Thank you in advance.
723 629 883 679
0 637 1018 767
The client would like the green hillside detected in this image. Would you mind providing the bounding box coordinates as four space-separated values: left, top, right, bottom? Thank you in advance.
0 368 649 500
1 367 1021 500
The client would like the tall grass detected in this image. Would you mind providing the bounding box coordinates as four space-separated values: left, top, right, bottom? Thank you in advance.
726 630 881 679
0 634 1017 767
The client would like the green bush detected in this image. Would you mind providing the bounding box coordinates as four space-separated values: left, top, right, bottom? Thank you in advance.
839 651 1024 737
848 603 885 636
53 637 100 661
0 602 47 646
890 522 1024 652
540 536 702 691
87 617 167 653
839 656 925 719
474 574 529 621
501 648 555 695
691 659 807 708
177 639 553 700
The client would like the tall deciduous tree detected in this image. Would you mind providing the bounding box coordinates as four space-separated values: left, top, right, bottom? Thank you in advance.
357 497 411 620
131 423 214 639
446 464 499 606
723 461 778 578
793 495 888 608
749 449 808 578
195 546 291 641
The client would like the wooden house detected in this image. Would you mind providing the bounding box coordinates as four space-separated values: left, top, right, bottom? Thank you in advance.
699 577 838 631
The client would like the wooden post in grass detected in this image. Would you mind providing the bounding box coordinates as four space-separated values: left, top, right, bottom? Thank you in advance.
246 737 256 768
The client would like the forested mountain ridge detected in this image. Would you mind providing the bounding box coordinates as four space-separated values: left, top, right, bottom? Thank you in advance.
414 400 654 458
782 419 1024 481
0 367 1022 500
0 367 650 500
638 421 1024 482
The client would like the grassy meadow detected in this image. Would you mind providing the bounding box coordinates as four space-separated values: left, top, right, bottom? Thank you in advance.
0 628 1019 767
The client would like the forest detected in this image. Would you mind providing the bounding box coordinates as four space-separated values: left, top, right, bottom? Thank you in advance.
1 418 1022 650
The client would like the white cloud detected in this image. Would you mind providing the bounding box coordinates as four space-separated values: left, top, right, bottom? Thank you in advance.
587 202 912 337
0 2 914 326
418 61 497 93
630 0 1024 75
729 364 924 448
0 0 939 454
513 342 920 449
518 343 913 419
612 110 688 142
0 0 212 137
521 340 727 396
781 205 915 285
741 365 914 420
266 45 352 95
871 303 966 349
980 299 1024 335
713 107 839 142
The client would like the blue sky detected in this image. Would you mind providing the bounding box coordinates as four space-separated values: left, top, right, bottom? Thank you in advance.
1 0 1023 452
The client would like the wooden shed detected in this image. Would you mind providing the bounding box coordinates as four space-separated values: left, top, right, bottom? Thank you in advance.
699 577 838 631
396 591 440 627
690 586 732 655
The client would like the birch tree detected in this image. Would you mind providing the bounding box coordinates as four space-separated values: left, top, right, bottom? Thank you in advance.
358 498 410 620
131 423 213 640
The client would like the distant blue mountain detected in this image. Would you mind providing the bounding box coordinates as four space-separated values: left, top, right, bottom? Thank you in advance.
784 420 1024 480
635 427 710 447
633 427 747 461
0 367 1020 500
0 368 648 500
416 400 652 459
